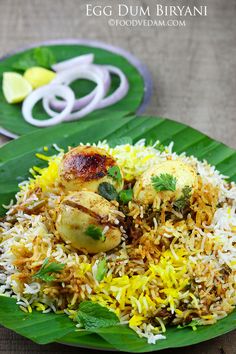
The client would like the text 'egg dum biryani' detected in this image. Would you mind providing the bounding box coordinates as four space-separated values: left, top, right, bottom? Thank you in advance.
0 139 236 344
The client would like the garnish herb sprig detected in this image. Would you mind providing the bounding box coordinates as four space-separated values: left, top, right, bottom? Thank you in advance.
118 189 133 204
76 301 119 329
85 225 105 241
98 182 118 201
33 258 65 282
174 185 192 211
13 47 56 71
98 182 133 204
151 173 177 192
108 166 122 185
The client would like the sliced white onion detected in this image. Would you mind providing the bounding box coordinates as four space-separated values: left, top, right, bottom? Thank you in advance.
45 65 111 113
44 89 95 114
97 65 129 109
42 66 106 121
24 59 129 127
22 84 75 127
52 54 94 72
44 65 128 115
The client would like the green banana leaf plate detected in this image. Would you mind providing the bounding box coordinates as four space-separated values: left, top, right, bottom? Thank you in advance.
0 115 236 352
0 39 151 138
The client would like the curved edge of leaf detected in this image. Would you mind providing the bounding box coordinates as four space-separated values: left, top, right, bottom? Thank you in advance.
0 296 76 345
136 116 236 181
75 312 236 353
0 112 132 163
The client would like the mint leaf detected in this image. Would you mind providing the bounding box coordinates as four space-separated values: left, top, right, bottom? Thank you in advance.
108 166 122 185
12 55 36 71
33 47 56 68
151 173 177 192
13 47 56 71
33 258 65 282
98 182 118 201
85 225 104 241
96 258 107 282
76 301 119 329
118 189 133 204
174 185 192 211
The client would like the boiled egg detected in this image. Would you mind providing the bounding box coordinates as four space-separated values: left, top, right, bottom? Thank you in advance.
133 159 197 207
59 145 123 193
56 191 122 254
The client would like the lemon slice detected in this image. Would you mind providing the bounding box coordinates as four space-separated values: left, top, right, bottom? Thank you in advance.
2 72 32 104
24 67 56 89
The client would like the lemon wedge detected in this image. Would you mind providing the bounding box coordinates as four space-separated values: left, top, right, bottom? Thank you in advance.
2 72 32 104
24 67 56 89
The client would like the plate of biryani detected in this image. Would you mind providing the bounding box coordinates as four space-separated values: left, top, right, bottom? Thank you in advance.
0 115 236 352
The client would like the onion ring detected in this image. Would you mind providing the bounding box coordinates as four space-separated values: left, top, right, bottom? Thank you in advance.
44 65 128 115
52 54 94 72
22 84 75 127
45 65 111 113
97 65 129 109
42 66 106 121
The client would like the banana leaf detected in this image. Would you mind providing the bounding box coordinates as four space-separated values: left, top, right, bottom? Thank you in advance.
0 115 235 352
0 43 145 136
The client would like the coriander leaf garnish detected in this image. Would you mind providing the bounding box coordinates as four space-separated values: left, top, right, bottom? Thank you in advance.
96 258 108 282
118 189 133 204
98 182 118 201
33 258 65 282
174 185 192 211
108 166 122 185
85 225 105 241
76 301 119 329
13 47 56 71
151 173 177 192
